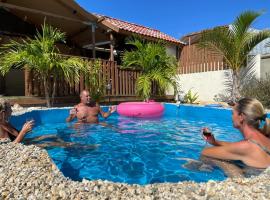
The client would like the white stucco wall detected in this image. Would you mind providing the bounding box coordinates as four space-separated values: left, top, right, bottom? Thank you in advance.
175 70 229 101
166 45 177 57
171 54 262 101
261 55 270 79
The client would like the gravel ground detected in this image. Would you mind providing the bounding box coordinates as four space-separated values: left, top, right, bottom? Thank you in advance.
1 139 270 199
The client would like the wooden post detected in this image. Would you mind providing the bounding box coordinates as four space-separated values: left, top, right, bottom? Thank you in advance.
111 61 115 95
91 24 96 58
110 33 114 61
115 64 119 96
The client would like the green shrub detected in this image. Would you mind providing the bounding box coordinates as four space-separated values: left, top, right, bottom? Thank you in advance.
84 60 106 102
183 89 199 104
241 74 270 108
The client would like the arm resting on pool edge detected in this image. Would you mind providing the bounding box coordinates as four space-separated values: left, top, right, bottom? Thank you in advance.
0 123 19 137
211 140 234 146
201 141 248 161
203 132 235 146
200 156 244 178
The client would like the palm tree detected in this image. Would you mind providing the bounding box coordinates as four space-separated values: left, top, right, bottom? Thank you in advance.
0 23 86 107
198 11 270 101
84 59 106 103
122 38 178 101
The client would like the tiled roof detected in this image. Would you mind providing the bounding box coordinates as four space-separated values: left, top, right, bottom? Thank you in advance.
96 14 184 45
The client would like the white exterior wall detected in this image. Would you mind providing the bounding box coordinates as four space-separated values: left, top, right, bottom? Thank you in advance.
166 45 177 57
175 70 229 101
261 55 270 79
170 54 262 101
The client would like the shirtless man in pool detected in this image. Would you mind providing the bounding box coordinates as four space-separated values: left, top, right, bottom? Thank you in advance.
66 90 116 123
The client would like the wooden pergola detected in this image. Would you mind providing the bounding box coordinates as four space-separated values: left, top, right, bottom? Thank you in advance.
0 0 120 96
0 0 182 103
0 0 117 60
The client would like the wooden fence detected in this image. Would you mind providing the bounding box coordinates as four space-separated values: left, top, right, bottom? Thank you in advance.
178 44 228 74
25 59 143 97
98 60 141 97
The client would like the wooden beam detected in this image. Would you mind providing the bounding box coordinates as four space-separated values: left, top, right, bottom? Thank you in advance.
92 47 110 52
83 41 111 49
91 24 96 58
0 2 94 25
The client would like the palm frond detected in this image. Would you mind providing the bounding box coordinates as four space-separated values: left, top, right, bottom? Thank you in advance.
198 27 235 68
136 75 152 100
122 38 177 99
242 30 270 56
231 11 261 41
0 22 85 106
197 10 269 100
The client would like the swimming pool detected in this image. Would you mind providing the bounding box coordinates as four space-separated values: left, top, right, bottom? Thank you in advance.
11 104 243 185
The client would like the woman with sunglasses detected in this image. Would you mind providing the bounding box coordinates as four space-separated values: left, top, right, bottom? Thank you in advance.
0 99 34 143
202 98 270 169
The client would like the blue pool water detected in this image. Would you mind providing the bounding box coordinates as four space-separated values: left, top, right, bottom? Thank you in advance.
11 104 243 185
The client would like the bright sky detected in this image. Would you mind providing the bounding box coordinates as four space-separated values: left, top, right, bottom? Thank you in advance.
76 0 270 39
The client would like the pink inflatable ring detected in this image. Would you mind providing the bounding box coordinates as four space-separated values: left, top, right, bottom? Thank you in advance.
117 102 164 118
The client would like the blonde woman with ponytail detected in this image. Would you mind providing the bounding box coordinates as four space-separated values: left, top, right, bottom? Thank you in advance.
202 98 270 169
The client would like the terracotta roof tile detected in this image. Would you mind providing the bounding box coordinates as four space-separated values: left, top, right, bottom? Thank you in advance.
95 14 184 45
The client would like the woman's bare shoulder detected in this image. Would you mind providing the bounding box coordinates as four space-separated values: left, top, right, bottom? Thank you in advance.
225 140 252 154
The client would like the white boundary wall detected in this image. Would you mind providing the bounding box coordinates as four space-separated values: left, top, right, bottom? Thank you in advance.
175 70 229 101
168 54 262 101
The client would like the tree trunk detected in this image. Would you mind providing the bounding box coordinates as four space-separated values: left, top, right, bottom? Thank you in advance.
24 69 31 96
51 77 57 107
232 70 241 101
43 78 51 107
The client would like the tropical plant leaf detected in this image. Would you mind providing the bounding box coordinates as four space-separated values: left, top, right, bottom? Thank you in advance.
83 59 106 102
197 10 270 101
0 22 86 107
122 37 178 100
